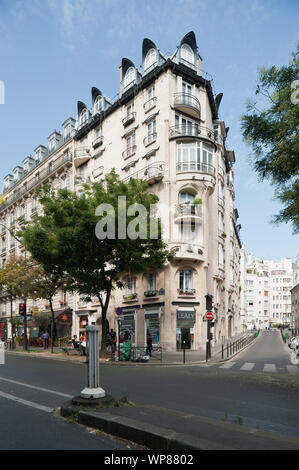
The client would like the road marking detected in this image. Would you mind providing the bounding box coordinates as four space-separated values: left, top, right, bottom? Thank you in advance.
0 377 72 399
263 364 276 373
219 362 236 369
240 362 255 371
0 390 54 413
287 366 299 374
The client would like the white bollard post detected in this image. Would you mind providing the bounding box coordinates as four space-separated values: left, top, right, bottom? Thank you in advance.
80 325 105 399
0 341 5 365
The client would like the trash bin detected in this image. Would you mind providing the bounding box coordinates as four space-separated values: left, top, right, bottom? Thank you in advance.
254 332 258 338
285 333 289 340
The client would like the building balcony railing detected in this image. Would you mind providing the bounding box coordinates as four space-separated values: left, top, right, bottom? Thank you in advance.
173 93 201 118
144 290 158 298
176 162 215 177
0 153 72 214
169 243 204 262
170 124 215 143
123 293 138 302
92 136 104 149
74 148 91 168
122 112 136 127
174 203 202 224
177 288 196 297
122 145 137 159
143 97 157 113
123 161 165 185
143 133 157 147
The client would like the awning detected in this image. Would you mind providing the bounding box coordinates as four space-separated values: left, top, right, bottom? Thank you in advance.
27 308 73 327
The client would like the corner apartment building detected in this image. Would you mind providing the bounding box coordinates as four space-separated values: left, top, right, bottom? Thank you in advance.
0 32 243 350
244 254 294 329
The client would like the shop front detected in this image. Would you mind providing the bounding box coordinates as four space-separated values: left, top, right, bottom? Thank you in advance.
176 309 196 350
144 308 161 345
76 310 97 341
117 310 136 345
0 320 7 341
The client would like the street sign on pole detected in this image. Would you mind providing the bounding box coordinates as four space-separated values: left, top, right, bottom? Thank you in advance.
205 311 214 321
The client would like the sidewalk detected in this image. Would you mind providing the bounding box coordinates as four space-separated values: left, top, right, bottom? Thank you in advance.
6 331 255 366
61 400 299 450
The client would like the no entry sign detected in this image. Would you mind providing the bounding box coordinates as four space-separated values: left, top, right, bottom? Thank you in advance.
205 311 214 321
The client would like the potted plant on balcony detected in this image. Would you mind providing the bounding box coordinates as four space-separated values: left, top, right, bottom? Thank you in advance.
123 293 137 300
221 232 227 238
193 198 202 205
144 290 157 297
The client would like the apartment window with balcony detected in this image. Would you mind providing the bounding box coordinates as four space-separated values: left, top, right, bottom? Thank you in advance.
61 176 67 189
178 269 194 294
176 141 214 175
123 102 135 126
145 119 156 146
32 198 37 214
145 273 157 296
123 277 137 300
125 133 136 158
144 85 156 112
1 237 6 253
2 302 7 316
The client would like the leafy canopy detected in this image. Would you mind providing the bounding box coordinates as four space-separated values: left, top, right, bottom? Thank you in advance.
241 44 299 233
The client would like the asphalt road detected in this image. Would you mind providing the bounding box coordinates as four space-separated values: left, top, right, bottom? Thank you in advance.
1 329 299 448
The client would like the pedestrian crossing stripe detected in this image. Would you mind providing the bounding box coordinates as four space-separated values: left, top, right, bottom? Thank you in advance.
217 362 299 373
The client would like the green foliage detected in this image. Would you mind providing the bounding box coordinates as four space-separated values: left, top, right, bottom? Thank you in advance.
19 170 173 355
241 44 299 233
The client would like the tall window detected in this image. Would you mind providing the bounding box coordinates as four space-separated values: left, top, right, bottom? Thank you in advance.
126 133 136 155
179 192 195 204
144 48 157 70
94 96 103 114
181 44 194 64
218 243 224 267
147 273 157 291
79 109 88 128
177 142 200 172
64 124 71 140
179 269 193 291
147 119 156 143
124 67 135 89
126 277 136 295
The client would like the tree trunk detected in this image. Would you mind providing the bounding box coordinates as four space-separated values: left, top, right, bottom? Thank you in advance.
10 295 14 344
23 299 28 351
99 289 111 358
50 298 55 354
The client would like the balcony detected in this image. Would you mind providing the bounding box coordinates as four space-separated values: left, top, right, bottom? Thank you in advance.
123 293 138 303
144 290 159 299
143 133 157 147
123 162 165 185
92 136 104 150
177 288 196 297
173 93 200 118
74 148 91 168
169 243 204 262
122 145 137 160
122 112 136 127
143 97 157 113
176 162 215 177
174 203 202 225
170 124 215 144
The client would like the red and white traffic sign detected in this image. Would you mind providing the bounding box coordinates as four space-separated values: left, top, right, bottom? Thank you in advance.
205 312 214 321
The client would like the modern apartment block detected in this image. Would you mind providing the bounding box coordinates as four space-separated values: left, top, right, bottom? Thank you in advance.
0 32 243 350
245 254 294 329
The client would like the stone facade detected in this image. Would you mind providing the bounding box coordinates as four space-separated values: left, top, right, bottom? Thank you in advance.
0 32 243 350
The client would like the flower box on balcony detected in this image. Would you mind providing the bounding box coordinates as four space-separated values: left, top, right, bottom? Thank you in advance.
144 290 158 298
123 293 137 301
178 289 196 296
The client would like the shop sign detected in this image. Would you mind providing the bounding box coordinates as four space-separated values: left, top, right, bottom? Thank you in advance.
177 311 196 321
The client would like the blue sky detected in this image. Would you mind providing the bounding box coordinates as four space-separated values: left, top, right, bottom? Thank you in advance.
0 0 298 261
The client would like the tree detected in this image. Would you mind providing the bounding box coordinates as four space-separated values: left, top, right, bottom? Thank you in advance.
32 271 70 353
0 254 41 348
241 44 299 233
19 171 173 356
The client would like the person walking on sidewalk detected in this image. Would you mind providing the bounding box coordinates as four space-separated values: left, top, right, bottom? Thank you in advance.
146 332 153 357
42 331 50 350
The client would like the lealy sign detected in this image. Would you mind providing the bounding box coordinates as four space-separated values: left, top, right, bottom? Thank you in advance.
177 311 196 321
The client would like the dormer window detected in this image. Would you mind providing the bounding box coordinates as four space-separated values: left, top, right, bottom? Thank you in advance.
94 96 103 114
49 138 56 153
124 67 136 89
181 43 194 65
144 48 157 71
79 109 88 128
64 124 71 140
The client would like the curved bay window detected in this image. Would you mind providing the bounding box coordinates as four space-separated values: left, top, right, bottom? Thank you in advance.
177 141 214 175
